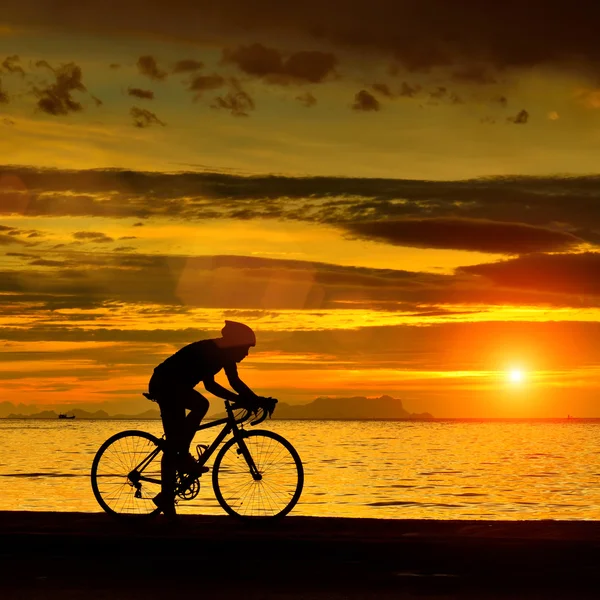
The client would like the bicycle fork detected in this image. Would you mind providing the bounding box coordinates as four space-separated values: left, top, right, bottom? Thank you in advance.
235 436 262 481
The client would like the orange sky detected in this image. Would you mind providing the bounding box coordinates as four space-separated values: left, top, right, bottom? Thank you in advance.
3 2 600 417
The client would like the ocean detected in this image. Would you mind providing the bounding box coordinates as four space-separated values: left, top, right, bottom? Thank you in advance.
1 418 598 519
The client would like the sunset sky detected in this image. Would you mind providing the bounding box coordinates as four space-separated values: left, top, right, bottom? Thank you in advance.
3 1 600 417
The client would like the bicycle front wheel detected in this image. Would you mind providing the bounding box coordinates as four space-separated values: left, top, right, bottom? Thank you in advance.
213 430 304 519
91 430 163 517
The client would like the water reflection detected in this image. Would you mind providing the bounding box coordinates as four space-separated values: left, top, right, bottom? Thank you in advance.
0 419 599 519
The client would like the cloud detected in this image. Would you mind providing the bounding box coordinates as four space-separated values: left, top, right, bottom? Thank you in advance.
109 63 120 70
5 2 600 78
1 54 25 76
210 80 255 116
5 167 600 249
399 82 420 97
32 62 89 116
187 73 226 97
508 109 529 124
460 252 600 296
130 106 166 127
371 83 393 98
352 90 380 111
136 55 167 81
222 43 337 84
342 218 582 254
0 79 7 103
73 231 114 243
127 87 154 100
493 95 508 108
296 91 317 107
172 59 204 73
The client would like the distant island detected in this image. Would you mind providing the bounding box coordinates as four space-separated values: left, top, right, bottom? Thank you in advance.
222 395 433 421
4 408 161 420
3 395 432 420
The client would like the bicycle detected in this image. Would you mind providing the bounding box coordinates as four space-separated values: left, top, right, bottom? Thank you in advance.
90 395 304 519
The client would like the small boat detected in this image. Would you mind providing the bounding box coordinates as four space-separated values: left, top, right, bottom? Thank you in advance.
58 413 76 419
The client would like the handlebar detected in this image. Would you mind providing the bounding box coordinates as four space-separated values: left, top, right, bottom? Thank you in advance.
229 396 278 426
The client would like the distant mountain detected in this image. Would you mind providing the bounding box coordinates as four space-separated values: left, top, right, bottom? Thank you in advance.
271 395 433 420
5 408 161 420
3 395 432 421
211 395 433 420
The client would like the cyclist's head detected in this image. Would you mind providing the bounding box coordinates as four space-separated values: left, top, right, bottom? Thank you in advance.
220 320 256 349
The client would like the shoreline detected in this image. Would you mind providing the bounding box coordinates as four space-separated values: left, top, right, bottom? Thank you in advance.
2 512 600 598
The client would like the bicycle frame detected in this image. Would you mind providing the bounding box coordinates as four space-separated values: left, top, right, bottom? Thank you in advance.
130 400 265 489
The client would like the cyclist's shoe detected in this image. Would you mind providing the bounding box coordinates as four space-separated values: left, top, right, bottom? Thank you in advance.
177 452 209 476
152 492 177 520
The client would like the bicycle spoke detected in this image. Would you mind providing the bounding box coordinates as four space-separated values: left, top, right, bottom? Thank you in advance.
91 431 163 516
213 431 303 518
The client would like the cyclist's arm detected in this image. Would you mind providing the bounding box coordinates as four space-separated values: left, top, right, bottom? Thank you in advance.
224 363 260 400
202 375 239 402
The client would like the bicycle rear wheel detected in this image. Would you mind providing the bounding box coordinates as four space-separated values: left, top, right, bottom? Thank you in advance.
91 430 162 517
212 430 303 518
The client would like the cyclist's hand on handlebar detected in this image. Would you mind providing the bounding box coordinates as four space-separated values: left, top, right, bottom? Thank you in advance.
234 395 278 417
260 396 278 417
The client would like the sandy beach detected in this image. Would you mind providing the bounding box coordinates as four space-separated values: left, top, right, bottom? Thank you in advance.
1 512 599 599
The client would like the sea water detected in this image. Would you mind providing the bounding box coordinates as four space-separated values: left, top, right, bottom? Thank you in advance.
1 419 598 519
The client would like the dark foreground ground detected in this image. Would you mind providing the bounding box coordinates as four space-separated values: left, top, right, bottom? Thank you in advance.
1 512 600 599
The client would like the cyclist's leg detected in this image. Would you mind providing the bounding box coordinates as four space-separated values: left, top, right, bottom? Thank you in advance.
181 389 210 450
149 374 187 514
156 397 185 515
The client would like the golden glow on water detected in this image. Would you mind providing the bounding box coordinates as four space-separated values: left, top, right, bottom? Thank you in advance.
1 419 598 520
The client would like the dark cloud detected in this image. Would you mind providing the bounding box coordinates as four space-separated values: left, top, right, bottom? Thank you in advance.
0 249 593 329
429 86 447 100
210 81 255 116
4 167 600 251
371 83 393 98
109 63 120 70
222 43 337 84
342 218 582 254
187 73 226 97
73 231 114 243
0 79 8 103
127 87 154 100
460 252 600 296
508 109 529 124
1 55 25 76
32 62 88 116
130 106 166 127
399 82 420 97
296 91 317 107
493 95 508 108
136 55 167 81
5 2 600 78
352 90 380 112
30 258 71 267
172 59 204 73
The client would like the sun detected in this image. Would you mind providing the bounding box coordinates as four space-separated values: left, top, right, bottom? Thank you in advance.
508 369 525 384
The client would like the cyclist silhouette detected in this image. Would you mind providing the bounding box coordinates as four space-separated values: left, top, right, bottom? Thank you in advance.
147 320 260 517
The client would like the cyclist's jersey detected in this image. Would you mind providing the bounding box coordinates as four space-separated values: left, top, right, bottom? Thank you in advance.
153 339 230 388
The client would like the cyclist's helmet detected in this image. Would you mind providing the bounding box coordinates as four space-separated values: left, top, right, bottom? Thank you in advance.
221 320 256 348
